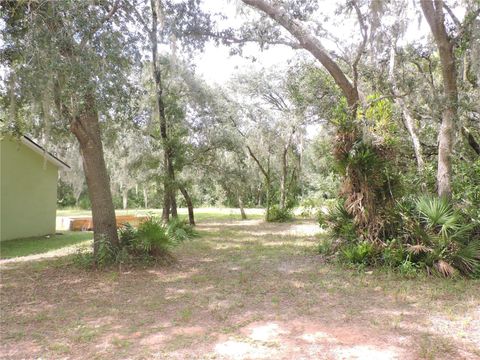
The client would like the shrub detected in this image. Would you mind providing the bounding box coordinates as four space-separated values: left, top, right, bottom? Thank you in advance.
119 223 137 247
134 217 171 256
392 195 480 277
321 200 357 242
267 205 293 222
75 216 197 269
166 218 198 243
318 193 480 278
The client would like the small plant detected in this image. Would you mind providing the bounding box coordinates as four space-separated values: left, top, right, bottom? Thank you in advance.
318 238 335 256
382 240 406 268
267 205 293 222
119 223 137 247
398 258 419 278
341 242 374 265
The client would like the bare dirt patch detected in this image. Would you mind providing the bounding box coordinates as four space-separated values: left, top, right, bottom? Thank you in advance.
1 219 479 359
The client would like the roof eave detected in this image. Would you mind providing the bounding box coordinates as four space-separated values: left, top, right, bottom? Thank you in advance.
20 136 71 171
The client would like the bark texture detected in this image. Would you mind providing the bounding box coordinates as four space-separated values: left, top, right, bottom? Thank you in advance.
70 94 119 253
421 0 458 198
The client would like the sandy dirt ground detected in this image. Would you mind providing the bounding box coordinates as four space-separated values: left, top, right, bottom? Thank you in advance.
1 219 479 359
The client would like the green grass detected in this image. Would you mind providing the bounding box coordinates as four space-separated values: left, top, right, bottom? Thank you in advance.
182 212 263 221
0 232 93 259
57 208 265 221
1 209 263 260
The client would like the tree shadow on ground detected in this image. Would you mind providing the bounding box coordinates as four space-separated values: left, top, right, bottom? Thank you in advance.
1 219 479 359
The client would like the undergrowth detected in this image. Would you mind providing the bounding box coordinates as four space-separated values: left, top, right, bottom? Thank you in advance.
267 205 293 222
318 195 480 278
74 217 197 269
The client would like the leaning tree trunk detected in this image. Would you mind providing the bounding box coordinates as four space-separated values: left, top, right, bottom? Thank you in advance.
70 94 119 255
179 184 195 225
462 127 480 156
399 99 425 170
421 0 458 198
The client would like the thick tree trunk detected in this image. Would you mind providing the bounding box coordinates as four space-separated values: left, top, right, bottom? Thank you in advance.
436 110 455 197
421 0 458 198
179 185 195 225
162 193 171 221
238 195 247 220
70 94 119 254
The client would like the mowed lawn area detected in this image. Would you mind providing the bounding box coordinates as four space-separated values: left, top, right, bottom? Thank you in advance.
1 214 479 359
0 232 93 260
57 207 265 221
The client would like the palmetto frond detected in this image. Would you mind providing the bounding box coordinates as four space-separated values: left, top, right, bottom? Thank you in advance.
453 240 480 275
435 260 456 277
406 244 432 255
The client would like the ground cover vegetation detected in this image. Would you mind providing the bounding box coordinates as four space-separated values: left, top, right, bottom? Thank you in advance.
1 0 479 272
1 220 479 359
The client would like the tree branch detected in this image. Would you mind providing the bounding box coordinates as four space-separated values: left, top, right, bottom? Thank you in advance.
241 0 359 109
351 0 368 91
79 0 121 48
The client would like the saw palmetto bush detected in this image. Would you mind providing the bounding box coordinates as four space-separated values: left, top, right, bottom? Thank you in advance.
321 199 357 242
393 196 480 277
75 217 197 268
166 217 198 243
